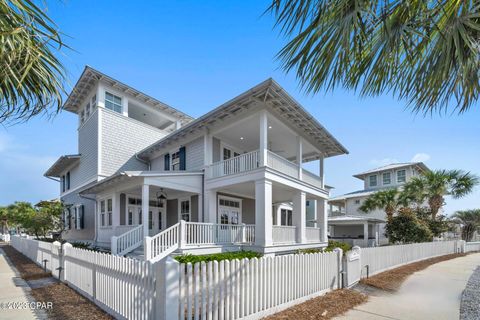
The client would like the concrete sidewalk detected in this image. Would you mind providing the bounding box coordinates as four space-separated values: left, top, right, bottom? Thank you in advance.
336 253 480 320
0 247 38 320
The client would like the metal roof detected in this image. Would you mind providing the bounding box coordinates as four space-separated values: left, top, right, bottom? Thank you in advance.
63 66 193 125
138 78 349 160
353 162 429 180
44 155 81 178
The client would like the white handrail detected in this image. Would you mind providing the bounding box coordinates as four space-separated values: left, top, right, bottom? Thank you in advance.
272 225 297 244
206 150 259 178
146 222 180 263
185 222 255 245
266 150 299 178
111 224 143 256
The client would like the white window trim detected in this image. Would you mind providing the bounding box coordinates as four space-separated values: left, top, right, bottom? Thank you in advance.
382 172 392 185
369 175 378 187
275 203 292 226
178 196 192 222
98 197 113 229
397 169 407 183
104 91 123 113
218 195 243 224
169 147 181 171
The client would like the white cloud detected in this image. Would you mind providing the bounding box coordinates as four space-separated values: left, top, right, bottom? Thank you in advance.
411 153 431 163
369 157 399 167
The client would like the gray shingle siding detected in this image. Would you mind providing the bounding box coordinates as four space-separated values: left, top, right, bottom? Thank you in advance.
74 111 98 188
100 109 167 176
61 189 96 242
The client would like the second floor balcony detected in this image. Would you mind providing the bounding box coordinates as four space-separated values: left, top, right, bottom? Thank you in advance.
205 149 325 190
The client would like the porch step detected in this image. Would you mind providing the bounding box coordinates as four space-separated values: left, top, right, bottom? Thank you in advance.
125 246 145 260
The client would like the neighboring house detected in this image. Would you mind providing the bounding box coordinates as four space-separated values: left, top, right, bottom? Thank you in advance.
44 66 348 261
328 162 429 247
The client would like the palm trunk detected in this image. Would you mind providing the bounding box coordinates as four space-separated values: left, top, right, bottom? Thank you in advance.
429 195 444 219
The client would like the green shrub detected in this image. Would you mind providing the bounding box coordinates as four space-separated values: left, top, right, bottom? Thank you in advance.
174 251 262 264
325 240 352 252
297 248 322 254
386 208 433 243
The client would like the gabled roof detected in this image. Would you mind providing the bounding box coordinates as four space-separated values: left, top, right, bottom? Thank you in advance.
63 66 193 125
353 162 429 180
44 155 81 178
138 78 348 159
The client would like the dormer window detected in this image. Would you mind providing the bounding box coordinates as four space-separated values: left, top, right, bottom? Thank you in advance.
369 175 377 187
397 170 406 183
383 172 391 185
105 92 122 113
85 102 90 118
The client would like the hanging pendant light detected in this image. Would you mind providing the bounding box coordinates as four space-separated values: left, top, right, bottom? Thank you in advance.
156 188 167 207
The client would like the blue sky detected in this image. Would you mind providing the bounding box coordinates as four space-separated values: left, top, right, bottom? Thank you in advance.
0 0 479 215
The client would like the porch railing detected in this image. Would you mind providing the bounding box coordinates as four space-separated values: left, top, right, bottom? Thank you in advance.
272 225 297 244
111 224 143 256
145 223 180 262
206 150 259 178
302 169 324 189
266 150 299 178
185 222 255 245
305 227 322 243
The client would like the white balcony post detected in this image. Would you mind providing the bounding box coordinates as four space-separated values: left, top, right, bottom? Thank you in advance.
363 222 369 247
319 155 325 188
297 136 303 180
293 191 306 243
317 199 328 242
142 184 150 237
144 236 152 260
255 179 273 247
259 110 268 167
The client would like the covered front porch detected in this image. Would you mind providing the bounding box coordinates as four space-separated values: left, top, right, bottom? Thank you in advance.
328 216 386 247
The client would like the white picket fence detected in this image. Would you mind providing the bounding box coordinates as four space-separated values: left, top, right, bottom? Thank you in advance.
466 241 480 252
9 236 471 320
359 240 458 278
178 251 341 320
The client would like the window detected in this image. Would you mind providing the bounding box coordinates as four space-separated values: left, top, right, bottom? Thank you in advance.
355 199 361 205
369 175 378 187
281 209 293 226
171 150 180 171
107 199 112 225
66 171 70 190
80 109 85 123
91 94 96 106
158 211 163 230
100 200 106 226
105 92 122 113
128 209 133 225
180 199 191 222
85 102 90 118
61 175 65 193
397 170 406 183
383 172 391 185
223 148 231 160
219 198 240 208
149 211 153 229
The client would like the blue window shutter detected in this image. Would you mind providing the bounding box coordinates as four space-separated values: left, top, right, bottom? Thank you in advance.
179 146 186 170
79 205 84 229
68 208 72 230
164 154 170 171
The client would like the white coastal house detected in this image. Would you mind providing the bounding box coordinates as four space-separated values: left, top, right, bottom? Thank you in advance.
328 162 429 247
44 66 348 262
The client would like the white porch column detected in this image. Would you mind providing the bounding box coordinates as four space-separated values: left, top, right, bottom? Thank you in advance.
363 222 369 247
259 110 268 167
204 132 213 166
297 136 303 180
255 179 273 247
205 189 217 223
112 192 121 229
142 184 150 237
293 191 306 243
317 199 328 242
319 155 325 188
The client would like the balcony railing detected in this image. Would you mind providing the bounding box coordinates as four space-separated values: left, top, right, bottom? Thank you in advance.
205 149 325 190
305 227 322 243
185 222 255 245
272 225 297 244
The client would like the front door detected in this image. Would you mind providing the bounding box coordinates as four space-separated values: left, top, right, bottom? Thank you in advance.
218 197 242 242
148 207 167 236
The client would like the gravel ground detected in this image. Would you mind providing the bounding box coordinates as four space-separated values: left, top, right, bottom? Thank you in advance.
460 266 480 320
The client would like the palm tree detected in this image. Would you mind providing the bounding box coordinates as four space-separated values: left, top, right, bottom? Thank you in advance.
267 0 480 114
359 189 403 221
452 209 480 241
402 170 479 219
1 0 67 124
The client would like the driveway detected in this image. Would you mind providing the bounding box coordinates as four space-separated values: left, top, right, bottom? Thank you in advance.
336 253 480 320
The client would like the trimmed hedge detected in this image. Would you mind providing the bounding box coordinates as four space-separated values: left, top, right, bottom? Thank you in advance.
174 251 262 264
297 240 352 254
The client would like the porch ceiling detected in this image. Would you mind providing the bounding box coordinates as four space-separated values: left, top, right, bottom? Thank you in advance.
214 113 319 162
